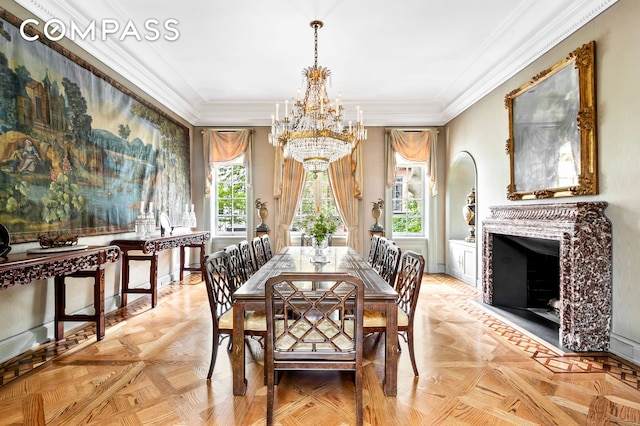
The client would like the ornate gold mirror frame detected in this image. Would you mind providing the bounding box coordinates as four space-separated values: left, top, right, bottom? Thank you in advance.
505 41 597 200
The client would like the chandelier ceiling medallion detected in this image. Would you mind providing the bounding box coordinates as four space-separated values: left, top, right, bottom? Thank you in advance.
268 20 367 174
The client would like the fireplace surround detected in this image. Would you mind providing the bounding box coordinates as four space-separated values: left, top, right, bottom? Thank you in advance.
482 202 612 351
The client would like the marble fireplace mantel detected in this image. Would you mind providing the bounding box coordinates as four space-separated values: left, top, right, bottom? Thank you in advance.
482 202 612 351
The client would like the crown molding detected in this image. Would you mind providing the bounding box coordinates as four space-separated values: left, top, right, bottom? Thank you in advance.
440 0 619 123
14 0 619 127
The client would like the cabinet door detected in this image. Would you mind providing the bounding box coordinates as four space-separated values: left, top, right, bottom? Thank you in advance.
462 248 476 283
448 240 476 285
448 243 463 278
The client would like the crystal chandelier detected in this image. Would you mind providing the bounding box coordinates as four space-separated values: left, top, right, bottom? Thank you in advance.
268 20 367 174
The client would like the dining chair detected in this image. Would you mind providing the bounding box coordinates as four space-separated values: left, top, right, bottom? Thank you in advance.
372 237 389 274
202 251 266 380
224 244 247 288
251 236 268 268
261 234 273 261
264 272 365 426
367 234 381 266
300 233 313 246
363 250 424 376
378 243 401 287
238 240 258 279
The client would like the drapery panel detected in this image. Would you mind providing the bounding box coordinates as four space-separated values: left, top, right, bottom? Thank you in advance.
386 129 438 196
328 141 363 252
273 147 307 252
203 129 253 196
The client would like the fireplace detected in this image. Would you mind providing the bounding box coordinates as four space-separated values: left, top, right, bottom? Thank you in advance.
482 202 612 351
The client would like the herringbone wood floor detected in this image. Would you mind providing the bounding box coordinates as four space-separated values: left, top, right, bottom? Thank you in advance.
1 274 639 425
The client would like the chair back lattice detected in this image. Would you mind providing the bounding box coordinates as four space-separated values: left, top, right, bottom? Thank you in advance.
378 243 401 287
252 237 267 268
367 234 381 266
203 251 234 329
265 273 364 361
264 272 365 425
395 250 425 322
238 240 257 278
261 234 273 261
372 237 389 273
224 244 247 288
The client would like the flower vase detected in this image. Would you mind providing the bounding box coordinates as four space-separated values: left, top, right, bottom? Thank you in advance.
312 238 328 263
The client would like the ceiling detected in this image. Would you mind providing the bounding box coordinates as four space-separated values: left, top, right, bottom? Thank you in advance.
14 0 617 127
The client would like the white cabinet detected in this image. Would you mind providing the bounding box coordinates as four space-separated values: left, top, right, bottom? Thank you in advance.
447 240 476 286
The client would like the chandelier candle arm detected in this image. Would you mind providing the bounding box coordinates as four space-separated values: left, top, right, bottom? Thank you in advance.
268 20 367 175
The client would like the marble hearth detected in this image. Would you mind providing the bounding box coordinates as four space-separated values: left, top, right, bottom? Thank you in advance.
482 202 612 352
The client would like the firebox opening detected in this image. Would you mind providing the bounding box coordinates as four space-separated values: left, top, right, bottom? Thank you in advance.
491 234 560 324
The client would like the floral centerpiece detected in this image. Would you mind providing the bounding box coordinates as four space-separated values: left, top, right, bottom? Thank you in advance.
303 212 339 258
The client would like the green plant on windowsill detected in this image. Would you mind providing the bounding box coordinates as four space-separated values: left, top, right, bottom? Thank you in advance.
303 212 338 246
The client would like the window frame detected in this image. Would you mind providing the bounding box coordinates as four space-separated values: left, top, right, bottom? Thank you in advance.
391 155 426 237
211 155 248 237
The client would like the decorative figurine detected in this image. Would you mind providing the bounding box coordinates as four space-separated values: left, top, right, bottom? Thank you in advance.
370 198 384 231
255 198 269 232
37 233 79 248
463 188 476 242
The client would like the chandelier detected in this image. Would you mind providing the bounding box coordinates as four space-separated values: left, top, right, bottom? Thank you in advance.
268 20 367 174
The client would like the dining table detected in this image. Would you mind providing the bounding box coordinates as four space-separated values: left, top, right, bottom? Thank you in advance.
232 245 400 397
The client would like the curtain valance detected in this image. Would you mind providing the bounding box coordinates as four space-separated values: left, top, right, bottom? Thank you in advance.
203 129 253 196
386 129 437 195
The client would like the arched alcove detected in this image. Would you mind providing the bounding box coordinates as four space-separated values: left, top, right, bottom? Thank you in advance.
446 151 477 286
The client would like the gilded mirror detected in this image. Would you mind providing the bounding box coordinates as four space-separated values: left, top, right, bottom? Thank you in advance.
505 41 597 199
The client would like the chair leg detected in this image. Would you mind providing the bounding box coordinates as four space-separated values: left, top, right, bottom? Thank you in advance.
207 327 220 379
407 328 419 376
267 367 275 426
355 365 363 426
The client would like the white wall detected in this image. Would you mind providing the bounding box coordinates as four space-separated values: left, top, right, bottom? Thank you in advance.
446 0 640 364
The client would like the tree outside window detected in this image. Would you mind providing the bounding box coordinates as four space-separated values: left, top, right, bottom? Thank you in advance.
392 161 424 236
213 156 247 235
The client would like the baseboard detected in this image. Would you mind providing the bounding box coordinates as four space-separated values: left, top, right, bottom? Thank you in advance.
610 333 640 366
0 270 184 364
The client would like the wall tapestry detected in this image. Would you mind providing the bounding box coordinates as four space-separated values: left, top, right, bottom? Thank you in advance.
0 9 190 243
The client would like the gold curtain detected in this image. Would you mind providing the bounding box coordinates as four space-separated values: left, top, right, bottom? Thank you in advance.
273 147 307 252
203 129 252 196
386 129 437 195
328 142 362 251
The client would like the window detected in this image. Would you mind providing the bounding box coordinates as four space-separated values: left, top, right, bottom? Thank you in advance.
392 155 425 236
291 171 344 233
212 155 247 236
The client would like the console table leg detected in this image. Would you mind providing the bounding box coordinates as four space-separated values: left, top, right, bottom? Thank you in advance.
199 243 206 277
95 266 106 340
121 252 130 307
150 252 159 308
54 276 65 341
180 246 186 281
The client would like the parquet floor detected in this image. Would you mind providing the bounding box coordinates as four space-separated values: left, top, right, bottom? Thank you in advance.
1 274 640 425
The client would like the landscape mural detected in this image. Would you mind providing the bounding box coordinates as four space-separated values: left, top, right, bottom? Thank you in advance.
0 10 190 243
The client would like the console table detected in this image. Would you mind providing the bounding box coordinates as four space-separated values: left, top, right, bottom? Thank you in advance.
0 245 121 341
111 230 210 308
